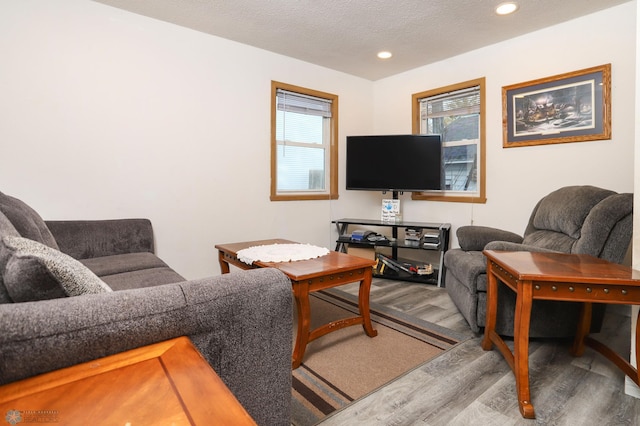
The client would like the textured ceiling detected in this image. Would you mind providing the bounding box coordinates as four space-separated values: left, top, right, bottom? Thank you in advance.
93 0 631 80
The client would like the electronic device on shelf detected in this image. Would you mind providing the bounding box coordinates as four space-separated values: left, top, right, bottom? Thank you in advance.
404 227 423 246
350 230 367 241
366 232 387 242
421 230 441 248
351 230 387 243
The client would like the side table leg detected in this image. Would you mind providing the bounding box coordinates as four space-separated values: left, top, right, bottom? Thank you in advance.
358 268 378 338
571 302 592 357
514 280 535 419
292 282 311 369
482 261 498 350
635 307 640 386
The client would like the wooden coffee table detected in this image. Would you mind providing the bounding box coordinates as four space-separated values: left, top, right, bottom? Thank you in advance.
481 249 640 419
0 337 255 425
215 239 378 368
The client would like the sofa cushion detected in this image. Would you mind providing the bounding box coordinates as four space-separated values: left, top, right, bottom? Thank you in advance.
46 219 156 260
0 192 59 250
521 230 576 253
81 252 170 277
0 236 112 302
101 267 185 291
531 186 614 239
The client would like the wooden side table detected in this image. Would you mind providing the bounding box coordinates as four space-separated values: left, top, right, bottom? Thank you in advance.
215 239 378 368
0 337 256 425
481 250 640 419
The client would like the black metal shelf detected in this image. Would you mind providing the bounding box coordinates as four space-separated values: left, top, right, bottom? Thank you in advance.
332 218 451 287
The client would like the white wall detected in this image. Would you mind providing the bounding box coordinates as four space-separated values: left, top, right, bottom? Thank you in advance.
0 0 373 279
0 1 636 280
357 2 636 242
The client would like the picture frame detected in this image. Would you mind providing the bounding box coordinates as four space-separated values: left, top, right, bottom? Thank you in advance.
502 64 611 148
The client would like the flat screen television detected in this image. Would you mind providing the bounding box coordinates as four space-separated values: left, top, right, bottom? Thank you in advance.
346 134 442 193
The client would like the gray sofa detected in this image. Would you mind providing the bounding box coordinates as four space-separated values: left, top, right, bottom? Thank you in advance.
444 185 633 337
0 191 292 426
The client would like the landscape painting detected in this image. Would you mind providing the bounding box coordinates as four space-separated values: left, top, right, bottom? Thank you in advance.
502 64 611 147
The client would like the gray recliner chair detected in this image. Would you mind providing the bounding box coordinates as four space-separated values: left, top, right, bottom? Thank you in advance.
444 185 633 337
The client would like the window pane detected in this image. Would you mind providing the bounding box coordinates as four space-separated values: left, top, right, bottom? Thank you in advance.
276 145 325 191
412 78 485 203
276 89 332 118
444 144 477 191
276 110 323 145
419 88 480 195
276 109 327 192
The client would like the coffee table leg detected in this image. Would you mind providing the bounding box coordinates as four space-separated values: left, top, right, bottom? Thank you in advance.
218 251 230 274
292 282 311 369
358 267 378 337
514 281 535 419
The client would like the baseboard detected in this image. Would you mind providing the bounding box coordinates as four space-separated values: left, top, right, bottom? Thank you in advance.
625 377 640 399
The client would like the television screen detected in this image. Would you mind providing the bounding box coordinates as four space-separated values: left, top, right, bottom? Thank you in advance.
346 134 442 192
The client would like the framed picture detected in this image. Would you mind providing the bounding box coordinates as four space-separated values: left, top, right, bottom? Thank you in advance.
502 64 611 148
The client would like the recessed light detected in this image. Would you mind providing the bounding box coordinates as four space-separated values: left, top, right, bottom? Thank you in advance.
496 2 518 15
377 51 392 59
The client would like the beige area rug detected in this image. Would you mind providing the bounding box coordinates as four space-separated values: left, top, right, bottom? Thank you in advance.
291 289 465 426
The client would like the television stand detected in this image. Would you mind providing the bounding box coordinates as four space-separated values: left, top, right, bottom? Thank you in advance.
332 218 451 287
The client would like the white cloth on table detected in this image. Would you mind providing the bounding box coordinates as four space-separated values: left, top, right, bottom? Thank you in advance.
236 243 329 265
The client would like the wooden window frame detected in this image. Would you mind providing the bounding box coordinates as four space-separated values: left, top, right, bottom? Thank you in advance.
270 81 339 201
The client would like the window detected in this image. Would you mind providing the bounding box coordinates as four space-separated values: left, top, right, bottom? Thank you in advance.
271 81 338 201
412 78 486 203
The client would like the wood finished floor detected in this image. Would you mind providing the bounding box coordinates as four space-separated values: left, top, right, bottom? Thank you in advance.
317 278 640 425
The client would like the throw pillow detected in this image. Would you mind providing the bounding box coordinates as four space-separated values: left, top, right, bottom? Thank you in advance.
0 211 19 303
0 236 112 302
0 191 59 250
